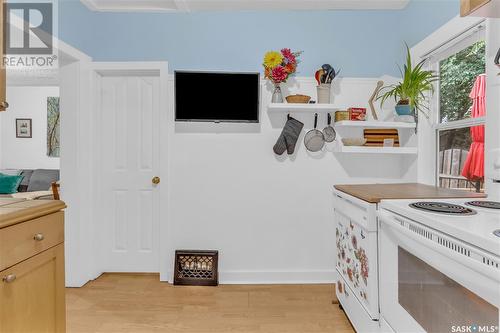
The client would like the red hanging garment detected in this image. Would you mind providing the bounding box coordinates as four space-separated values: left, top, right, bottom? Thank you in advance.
461 74 486 181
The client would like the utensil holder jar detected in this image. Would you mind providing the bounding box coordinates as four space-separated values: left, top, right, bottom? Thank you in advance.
317 84 331 104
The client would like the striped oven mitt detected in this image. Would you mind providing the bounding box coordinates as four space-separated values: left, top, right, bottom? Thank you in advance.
273 116 304 155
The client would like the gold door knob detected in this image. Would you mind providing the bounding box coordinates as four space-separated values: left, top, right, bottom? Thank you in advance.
33 233 45 241
152 176 160 185
0 101 9 109
2 274 16 283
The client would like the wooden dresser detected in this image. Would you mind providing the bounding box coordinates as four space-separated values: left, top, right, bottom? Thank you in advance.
0 199 66 333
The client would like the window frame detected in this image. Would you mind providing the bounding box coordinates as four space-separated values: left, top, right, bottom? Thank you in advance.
427 24 486 188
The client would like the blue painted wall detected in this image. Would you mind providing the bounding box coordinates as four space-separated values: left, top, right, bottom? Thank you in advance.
59 0 459 77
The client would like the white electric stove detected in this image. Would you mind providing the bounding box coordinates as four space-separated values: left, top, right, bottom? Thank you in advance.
378 198 500 333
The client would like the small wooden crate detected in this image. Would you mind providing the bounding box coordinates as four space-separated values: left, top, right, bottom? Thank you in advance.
363 129 400 147
174 250 219 286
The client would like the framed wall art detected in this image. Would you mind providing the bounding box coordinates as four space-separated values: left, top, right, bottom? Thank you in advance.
16 118 32 138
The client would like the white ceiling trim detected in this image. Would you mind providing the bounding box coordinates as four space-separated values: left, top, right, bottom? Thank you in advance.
80 0 184 12
80 0 410 13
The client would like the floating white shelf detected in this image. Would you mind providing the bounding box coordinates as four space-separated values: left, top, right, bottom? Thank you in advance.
333 146 418 155
333 120 416 129
267 103 338 113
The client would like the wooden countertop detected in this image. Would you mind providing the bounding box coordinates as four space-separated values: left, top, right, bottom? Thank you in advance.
334 183 486 203
0 199 66 229
0 198 26 206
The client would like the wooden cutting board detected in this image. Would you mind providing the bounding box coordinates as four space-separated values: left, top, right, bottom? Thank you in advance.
334 183 486 203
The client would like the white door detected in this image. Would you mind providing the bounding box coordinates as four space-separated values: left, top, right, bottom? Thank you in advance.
96 67 162 272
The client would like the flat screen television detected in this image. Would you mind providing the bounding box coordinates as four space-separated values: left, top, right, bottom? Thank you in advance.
175 71 260 123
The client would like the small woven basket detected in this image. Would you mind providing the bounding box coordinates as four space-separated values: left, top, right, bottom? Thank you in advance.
286 94 311 104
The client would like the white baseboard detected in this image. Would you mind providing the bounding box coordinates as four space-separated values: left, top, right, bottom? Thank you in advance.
71 270 336 286
218 270 336 284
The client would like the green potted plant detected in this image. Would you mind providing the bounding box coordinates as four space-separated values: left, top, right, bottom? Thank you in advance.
378 44 438 118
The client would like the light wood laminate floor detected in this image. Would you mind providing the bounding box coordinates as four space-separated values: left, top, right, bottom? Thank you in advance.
66 273 354 333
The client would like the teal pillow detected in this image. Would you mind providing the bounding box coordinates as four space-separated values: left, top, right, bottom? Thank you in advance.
0 173 24 194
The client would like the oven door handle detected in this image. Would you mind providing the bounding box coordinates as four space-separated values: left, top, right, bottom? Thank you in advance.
378 211 500 283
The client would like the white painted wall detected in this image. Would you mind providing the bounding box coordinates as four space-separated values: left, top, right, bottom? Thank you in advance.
0 86 60 170
53 16 500 287
166 76 417 283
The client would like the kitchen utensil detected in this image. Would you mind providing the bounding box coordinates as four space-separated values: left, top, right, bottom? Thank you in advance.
325 69 332 84
320 71 327 84
321 64 331 84
368 81 384 120
495 47 500 75
315 70 322 85
321 64 332 73
286 94 311 104
323 113 336 142
328 68 340 83
304 113 325 152
341 138 367 146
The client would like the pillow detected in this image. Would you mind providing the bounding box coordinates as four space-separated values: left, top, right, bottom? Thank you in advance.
0 173 24 194
0 169 22 176
27 169 59 192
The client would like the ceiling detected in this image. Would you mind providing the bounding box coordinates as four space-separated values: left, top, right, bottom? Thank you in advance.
80 0 411 12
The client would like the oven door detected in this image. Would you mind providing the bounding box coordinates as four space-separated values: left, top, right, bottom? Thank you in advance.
378 210 500 333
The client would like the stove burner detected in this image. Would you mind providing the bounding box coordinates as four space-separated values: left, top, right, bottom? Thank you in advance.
494 230 500 238
465 201 500 210
409 202 477 215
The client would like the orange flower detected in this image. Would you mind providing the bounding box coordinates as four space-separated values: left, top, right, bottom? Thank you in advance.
284 63 296 74
264 67 273 80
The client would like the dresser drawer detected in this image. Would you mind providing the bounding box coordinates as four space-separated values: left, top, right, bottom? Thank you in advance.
333 190 377 231
0 211 64 271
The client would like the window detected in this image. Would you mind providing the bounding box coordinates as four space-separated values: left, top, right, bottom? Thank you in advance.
438 127 480 191
439 40 486 123
431 27 486 192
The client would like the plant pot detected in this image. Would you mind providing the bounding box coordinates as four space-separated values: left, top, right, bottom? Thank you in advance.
395 104 414 116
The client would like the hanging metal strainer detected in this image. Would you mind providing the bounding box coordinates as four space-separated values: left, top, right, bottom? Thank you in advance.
322 113 336 142
304 113 325 152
